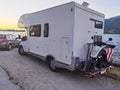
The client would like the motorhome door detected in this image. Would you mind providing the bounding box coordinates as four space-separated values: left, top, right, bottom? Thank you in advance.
61 37 70 64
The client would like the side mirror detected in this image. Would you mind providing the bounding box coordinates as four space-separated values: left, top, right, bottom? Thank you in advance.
15 37 18 40
18 35 21 39
22 36 27 41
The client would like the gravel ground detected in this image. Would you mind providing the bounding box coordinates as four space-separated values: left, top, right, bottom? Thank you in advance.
0 67 21 90
0 48 120 90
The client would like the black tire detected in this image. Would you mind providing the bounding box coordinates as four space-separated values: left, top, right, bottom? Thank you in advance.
49 59 58 72
8 44 12 50
18 46 26 55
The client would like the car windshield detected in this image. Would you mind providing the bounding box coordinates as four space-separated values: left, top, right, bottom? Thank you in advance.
0 34 6 39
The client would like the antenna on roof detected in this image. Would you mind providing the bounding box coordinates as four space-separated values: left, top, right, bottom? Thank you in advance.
82 2 89 7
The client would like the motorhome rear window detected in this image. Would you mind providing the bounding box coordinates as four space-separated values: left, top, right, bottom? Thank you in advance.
44 23 49 37
29 25 41 37
90 18 103 29
95 21 103 29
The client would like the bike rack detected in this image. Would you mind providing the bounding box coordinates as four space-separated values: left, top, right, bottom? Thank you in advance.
83 43 94 71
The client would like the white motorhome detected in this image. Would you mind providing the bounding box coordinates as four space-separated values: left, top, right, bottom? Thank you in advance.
18 2 107 75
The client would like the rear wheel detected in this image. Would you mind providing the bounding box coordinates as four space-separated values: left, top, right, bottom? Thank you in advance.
18 46 26 55
49 59 58 72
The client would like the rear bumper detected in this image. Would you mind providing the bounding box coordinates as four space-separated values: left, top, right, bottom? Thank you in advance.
68 57 84 71
0 44 8 49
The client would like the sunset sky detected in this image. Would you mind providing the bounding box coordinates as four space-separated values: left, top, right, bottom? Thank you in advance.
0 0 120 30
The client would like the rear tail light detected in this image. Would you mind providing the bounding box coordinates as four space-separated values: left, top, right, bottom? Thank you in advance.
75 57 80 63
2 38 8 43
75 57 80 67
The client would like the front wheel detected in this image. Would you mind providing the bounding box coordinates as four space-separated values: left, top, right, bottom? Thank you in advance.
49 59 58 72
18 46 26 55
8 44 12 50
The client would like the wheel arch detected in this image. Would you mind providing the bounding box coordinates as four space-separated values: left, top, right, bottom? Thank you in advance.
7 42 12 46
19 41 27 52
45 55 56 65
19 45 24 50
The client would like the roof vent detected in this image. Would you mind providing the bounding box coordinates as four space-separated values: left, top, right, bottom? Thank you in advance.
82 2 89 7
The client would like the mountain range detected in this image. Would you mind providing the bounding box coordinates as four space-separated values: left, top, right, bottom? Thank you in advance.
104 16 120 34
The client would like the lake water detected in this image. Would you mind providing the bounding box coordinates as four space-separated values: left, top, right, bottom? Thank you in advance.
103 34 120 62
0 31 26 37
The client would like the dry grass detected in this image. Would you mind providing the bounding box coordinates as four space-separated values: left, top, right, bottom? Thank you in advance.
106 66 120 81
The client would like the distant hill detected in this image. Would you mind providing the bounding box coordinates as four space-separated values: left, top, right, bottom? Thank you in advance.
104 16 120 34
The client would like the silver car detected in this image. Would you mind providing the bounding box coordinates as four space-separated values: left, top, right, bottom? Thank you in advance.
0 34 20 50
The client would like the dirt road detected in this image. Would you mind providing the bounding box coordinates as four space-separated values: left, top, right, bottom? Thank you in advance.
0 48 120 90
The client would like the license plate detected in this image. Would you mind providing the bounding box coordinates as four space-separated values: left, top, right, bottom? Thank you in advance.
100 69 106 74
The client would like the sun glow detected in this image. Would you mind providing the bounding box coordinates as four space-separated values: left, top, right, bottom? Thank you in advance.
0 23 22 30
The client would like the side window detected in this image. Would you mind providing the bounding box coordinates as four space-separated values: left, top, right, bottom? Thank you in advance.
44 23 49 37
90 18 103 29
8 35 13 40
95 21 103 29
29 25 41 37
12 35 16 40
6 35 10 40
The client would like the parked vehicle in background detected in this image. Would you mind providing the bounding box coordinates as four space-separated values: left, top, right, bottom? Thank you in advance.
0 34 20 50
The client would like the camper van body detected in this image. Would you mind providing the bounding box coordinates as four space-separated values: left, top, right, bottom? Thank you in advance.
18 2 104 71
